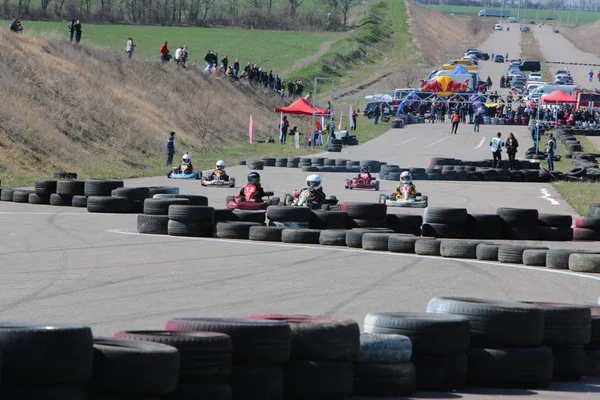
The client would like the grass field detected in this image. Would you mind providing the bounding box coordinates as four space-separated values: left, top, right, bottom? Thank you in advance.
4 20 341 74
424 4 600 25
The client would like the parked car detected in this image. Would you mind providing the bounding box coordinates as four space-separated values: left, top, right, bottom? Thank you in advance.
520 26 530 32
519 60 541 72
553 29 560 33
494 24 503 31
555 69 571 77
555 76 574 85
494 54 505 63
363 102 393 119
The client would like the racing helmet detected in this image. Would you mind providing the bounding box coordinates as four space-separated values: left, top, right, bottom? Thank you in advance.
247 171 260 185
360 165 370 173
216 160 226 169
182 153 191 162
400 171 412 183
306 174 322 190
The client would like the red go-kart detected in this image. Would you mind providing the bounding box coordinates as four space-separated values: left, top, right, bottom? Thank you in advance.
226 184 279 210
345 173 379 190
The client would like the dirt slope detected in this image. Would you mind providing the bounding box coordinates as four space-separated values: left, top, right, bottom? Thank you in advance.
0 30 282 185
562 20 600 58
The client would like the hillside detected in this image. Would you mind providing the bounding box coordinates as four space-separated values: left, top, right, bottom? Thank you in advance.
562 20 600 58
0 30 284 186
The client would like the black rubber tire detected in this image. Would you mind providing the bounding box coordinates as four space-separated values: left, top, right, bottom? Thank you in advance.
340 202 387 220
476 244 499 261
364 312 471 355
467 347 553 388
163 383 232 400
1 385 88 399
309 211 352 229
569 253 600 273
546 249 576 269
138 214 169 235
414 239 442 256
426 297 544 347
214 208 235 222
0 323 93 386
522 249 549 266
353 362 416 396
71 195 88 208
498 245 548 264
421 223 468 238
521 302 592 346
232 210 266 224
573 227 600 241
352 218 389 228
385 214 423 233
538 213 573 228
538 227 574 241
143 198 189 215
362 232 402 251
34 180 57 196
91 338 179 395
551 346 586 381
424 207 468 224
1 189 14 201
84 179 124 197
283 361 353 397
12 190 32 203
575 217 600 229
319 229 349 246
28 193 50 205
440 240 483 259
230 365 283 400
266 206 312 222
281 228 322 244
584 347 600 376
113 331 232 383
111 187 151 202
411 353 467 391
56 180 85 196
148 186 180 196
496 207 539 225
50 193 73 206
388 236 419 253
165 318 291 365
357 333 412 363
53 171 78 179
468 214 504 239
87 196 130 213
168 205 214 222
249 225 286 242
504 224 540 240
247 161 265 170
346 228 393 248
168 220 214 237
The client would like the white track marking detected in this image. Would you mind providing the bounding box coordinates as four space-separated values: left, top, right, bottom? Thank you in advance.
540 188 560 205
474 136 487 149
424 136 452 148
393 136 421 147
107 229 600 282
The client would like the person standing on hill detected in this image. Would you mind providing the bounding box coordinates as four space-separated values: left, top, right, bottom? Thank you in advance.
74 20 82 43
490 132 503 168
68 19 76 42
160 41 170 64
233 58 240 79
165 131 176 166
125 37 135 58
221 54 229 71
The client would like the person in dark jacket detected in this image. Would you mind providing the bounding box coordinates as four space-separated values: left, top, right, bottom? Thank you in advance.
68 19 76 42
221 54 228 71
165 131 175 166
233 58 240 79
505 132 519 170
74 20 82 43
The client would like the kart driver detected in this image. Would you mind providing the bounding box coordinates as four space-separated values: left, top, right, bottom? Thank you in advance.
293 174 327 207
356 165 372 183
176 152 193 174
238 172 273 202
393 171 417 199
207 160 229 181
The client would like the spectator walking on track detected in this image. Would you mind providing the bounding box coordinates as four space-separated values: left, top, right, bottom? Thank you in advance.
590 70 594 83
473 110 482 133
166 131 176 166
451 110 460 134
490 132 503 168
546 133 557 172
505 132 519 170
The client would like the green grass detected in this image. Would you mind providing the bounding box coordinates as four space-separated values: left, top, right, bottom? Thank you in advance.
6 20 340 73
424 4 600 25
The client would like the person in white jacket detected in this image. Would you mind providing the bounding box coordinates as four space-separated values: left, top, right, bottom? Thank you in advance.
490 132 504 168
124 38 135 59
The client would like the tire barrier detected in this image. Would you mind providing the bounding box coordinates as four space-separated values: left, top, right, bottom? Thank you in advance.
554 129 600 182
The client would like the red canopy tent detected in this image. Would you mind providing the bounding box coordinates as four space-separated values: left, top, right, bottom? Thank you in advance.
274 98 328 115
540 90 577 103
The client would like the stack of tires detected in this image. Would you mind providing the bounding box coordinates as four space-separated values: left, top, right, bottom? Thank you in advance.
574 208 600 241
247 315 358 400
325 138 343 152
497 245 549 264
538 213 573 241
286 157 300 168
90 337 180 398
496 207 539 240
215 210 264 240
309 210 353 230
111 187 151 214
11 189 34 203
0 187 14 201
386 213 422 236
360 160 382 173
428 297 554 389
275 158 288 167
137 198 189 235
341 202 387 229
584 307 600 376
0 324 94 398
169 205 215 237
247 160 264 170
55 179 87 207
422 207 469 238
84 179 129 213
166 318 291 400
267 206 312 229
467 214 504 239
29 180 56 204
520 302 592 382
113 330 233 399
364 312 470 391
261 157 276 167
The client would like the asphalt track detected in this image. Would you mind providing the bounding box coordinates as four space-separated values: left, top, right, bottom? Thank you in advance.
1 23 599 400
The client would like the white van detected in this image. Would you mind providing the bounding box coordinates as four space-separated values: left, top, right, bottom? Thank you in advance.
527 84 578 101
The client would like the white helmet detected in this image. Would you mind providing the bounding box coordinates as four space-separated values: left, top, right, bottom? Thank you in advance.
306 174 322 190
216 160 226 169
182 153 191 161
400 171 412 183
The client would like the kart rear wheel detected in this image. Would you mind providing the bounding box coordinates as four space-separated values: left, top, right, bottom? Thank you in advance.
375 181 380 191
225 196 235 204
284 194 294 206
379 194 387 204
230 178 236 188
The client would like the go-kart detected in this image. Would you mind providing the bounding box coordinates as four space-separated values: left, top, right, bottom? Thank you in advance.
201 171 235 187
167 165 201 179
226 184 279 210
345 176 379 190
283 189 340 211
379 183 428 208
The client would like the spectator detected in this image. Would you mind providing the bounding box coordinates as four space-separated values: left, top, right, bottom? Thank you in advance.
473 109 482 133
490 132 503 168
486 76 492 89
589 70 594 82
234 58 240 79
74 20 82 43
352 110 357 131
505 132 519 170
429 103 436 124
280 116 289 144
9 19 23 34
174 46 182 64
221 54 229 71
546 133 557 171
226 66 234 78
459 104 467 123
373 104 381 125
288 80 294 97
124 37 135 59
68 19 76 42
182 45 189 66
204 50 212 72
165 131 176 166
160 41 170 64
451 110 460 134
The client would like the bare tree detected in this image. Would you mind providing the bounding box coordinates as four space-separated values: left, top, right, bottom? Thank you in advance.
394 61 425 88
469 16 483 35
289 0 304 18
200 0 218 21
40 0 52 14
337 0 356 25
